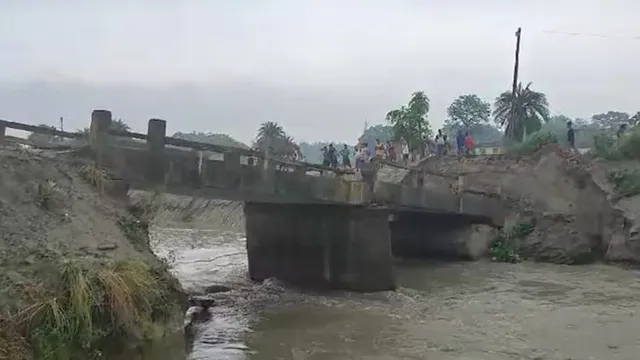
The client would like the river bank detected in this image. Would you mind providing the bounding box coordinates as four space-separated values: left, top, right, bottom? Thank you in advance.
0 146 186 360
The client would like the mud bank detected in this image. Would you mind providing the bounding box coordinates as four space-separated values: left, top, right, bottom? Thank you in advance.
0 146 186 360
419 145 640 264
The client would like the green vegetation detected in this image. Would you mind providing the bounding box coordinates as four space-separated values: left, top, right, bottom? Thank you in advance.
489 221 535 263
0 259 179 360
171 131 249 150
493 82 550 142
35 180 58 210
507 131 558 155
385 91 432 151
78 164 112 194
607 169 640 198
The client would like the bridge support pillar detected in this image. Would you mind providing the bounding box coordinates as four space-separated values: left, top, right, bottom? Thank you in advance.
147 119 166 186
0 122 5 144
89 110 112 165
244 202 395 292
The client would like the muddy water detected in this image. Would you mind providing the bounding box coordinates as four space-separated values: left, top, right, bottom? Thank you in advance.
150 227 640 360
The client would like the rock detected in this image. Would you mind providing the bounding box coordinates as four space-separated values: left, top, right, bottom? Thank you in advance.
204 284 232 294
188 295 216 309
97 243 118 251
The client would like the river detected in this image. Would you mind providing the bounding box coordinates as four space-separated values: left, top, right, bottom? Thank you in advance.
148 226 640 360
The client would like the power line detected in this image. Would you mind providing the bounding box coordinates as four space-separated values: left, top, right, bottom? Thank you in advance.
542 30 640 40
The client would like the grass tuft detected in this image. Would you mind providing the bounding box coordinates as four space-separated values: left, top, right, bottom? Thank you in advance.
0 259 177 360
78 164 111 194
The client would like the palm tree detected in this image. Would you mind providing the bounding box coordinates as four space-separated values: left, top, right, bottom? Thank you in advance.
111 118 131 133
255 121 285 150
493 82 550 141
408 91 430 115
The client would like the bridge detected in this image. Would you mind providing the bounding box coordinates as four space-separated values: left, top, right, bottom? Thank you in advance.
0 110 505 292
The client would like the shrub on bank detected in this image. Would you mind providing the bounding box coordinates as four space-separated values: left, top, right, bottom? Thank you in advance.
489 221 535 263
593 127 640 161
0 259 180 360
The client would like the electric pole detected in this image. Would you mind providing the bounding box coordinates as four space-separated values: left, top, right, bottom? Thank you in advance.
509 27 522 139
59 117 64 133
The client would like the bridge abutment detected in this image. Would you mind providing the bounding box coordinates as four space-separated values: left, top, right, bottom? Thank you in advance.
244 202 395 292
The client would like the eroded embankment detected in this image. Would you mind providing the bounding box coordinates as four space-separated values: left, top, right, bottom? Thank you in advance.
0 146 186 360
417 145 640 264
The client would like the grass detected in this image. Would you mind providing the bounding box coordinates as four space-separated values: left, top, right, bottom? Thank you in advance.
489 221 535 263
78 164 111 194
0 259 179 360
128 190 163 225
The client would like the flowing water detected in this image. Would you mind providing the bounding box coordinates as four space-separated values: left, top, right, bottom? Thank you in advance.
149 227 640 360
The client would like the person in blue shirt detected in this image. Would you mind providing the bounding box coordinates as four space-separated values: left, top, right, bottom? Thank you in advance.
456 130 466 155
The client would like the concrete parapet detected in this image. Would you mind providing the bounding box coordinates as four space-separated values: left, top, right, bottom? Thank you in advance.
244 202 395 292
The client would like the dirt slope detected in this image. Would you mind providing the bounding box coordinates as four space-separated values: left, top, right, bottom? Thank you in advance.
417 146 640 264
0 145 185 354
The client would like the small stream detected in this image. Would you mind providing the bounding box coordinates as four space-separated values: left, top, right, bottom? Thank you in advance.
148 227 640 360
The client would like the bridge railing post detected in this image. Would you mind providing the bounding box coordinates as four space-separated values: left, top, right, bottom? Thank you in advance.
147 118 167 186
89 110 113 165
0 122 6 144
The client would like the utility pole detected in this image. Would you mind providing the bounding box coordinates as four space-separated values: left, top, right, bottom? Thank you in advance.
59 117 64 133
509 27 522 139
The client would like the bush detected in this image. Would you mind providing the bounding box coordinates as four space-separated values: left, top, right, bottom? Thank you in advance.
0 259 177 360
608 169 640 198
489 221 535 263
507 131 558 155
593 127 640 161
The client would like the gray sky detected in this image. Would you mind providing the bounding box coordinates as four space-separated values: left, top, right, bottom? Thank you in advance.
1 0 639 144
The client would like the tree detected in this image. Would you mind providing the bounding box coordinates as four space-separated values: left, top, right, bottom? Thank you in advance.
631 112 640 126
386 91 432 150
591 111 630 131
172 132 249 149
493 82 550 141
110 118 131 132
445 94 491 130
253 121 296 159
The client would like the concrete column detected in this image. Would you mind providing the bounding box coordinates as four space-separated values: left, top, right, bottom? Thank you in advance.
244 202 395 292
0 122 5 144
146 118 166 186
89 110 112 165
223 151 241 188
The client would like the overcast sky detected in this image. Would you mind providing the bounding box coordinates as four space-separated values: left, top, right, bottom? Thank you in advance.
1 0 639 144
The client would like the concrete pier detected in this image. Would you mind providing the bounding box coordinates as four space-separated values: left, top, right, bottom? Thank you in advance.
244 202 395 292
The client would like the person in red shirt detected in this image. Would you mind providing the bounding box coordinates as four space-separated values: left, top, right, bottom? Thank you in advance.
464 132 474 155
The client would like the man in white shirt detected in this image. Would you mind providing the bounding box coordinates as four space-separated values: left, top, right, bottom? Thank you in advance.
402 140 410 165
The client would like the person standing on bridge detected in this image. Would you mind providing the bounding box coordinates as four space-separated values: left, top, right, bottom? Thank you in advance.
321 146 330 167
340 144 351 169
567 121 576 150
456 130 465 155
464 132 475 155
401 139 410 164
375 139 385 159
328 143 338 168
